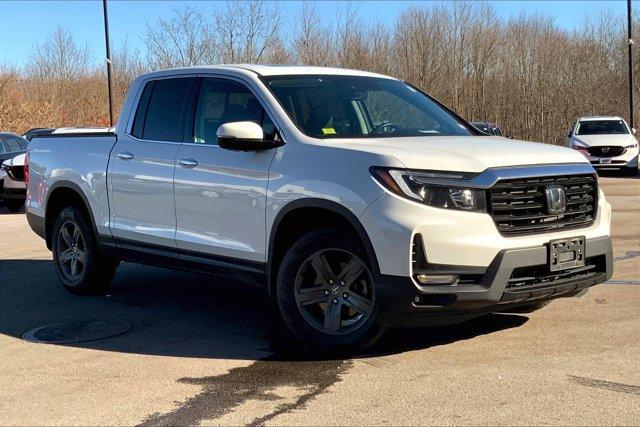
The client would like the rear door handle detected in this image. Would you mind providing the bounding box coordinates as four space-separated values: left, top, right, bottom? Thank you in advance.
178 158 198 168
117 151 134 161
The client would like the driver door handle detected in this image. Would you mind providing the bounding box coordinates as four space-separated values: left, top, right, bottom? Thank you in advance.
117 151 134 161
178 158 198 168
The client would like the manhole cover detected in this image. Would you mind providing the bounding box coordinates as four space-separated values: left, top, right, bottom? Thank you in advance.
22 319 131 344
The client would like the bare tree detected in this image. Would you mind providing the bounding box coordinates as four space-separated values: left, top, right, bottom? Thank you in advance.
26 26 92 80
144 6 217 68
215 0 285 63
3 0 637 146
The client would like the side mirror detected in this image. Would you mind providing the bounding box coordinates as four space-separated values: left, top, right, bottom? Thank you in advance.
216 121 281 151
633 128 637 135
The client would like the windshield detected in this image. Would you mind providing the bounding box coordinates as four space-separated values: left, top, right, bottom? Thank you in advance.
576 120 628 135
262 75 472 138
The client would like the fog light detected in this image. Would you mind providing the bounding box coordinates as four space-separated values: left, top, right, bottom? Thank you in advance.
415 274 458 285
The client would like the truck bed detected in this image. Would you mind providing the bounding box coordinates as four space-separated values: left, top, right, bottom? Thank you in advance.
27 128 118 238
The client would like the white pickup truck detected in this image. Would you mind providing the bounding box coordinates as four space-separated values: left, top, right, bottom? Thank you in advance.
26 65 613 351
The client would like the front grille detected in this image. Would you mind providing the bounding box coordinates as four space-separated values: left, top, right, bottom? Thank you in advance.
489 174 598 236
506 255 606 291
587 146 625 157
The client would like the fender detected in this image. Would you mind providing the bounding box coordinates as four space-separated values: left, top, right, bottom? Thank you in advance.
267 198 381 291
44 180 102 249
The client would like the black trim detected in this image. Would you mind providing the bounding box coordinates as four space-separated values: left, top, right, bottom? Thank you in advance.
98 235 267 282
267 198 380 295
412 234 487 276
27 211 46 239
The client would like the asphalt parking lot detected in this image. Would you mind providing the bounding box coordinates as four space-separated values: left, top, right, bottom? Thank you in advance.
0 174 638 426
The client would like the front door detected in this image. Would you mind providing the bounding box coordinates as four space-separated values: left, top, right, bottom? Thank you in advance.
109 76 197 249
173 77 278 263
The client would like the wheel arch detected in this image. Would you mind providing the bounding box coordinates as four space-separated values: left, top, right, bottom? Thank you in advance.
44 181 99 250
267 198 380 298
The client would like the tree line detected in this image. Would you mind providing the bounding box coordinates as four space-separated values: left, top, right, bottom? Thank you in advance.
0 1 636 145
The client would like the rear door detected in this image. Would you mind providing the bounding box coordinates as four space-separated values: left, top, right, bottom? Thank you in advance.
109 76 198 250
173 77 279 263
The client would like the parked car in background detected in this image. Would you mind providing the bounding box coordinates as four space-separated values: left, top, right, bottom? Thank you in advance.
0 133 29 212
0 132 28 163
26 65 612 351
1 153 27 212
470 121 503 136
568 116 639 176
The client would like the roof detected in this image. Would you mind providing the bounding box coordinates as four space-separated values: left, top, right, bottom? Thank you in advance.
578 116 624 121
221 64 396 78
144 64 397 80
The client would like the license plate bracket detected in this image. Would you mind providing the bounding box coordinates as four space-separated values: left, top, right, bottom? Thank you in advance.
549 236 586 271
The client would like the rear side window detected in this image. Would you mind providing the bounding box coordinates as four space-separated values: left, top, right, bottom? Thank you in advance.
134 78 195 142
3 137 25 153
131 82 155 139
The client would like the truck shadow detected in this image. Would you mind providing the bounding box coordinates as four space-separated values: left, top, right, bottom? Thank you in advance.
0 259 527 361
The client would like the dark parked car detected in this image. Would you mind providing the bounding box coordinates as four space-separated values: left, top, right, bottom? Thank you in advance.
471 121 504 136
0 132 29 212
0 132 28 163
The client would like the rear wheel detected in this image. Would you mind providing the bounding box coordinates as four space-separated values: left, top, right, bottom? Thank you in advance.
52 206 118 295
276 229 384 352
4 199 23 212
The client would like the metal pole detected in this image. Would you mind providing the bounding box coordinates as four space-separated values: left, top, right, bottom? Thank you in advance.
102 0 114 127
628 0 634 129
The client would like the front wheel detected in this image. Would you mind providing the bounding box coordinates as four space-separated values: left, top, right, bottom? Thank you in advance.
52 206 118 294
276 229 384 352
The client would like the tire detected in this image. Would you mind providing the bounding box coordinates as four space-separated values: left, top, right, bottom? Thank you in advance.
51 206 118 295
276 229 384 353
504 300 551 314
5 199 23 212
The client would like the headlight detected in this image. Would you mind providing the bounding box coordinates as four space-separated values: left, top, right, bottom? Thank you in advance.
370 167 487 212
570 140 588 151
625 142 638 148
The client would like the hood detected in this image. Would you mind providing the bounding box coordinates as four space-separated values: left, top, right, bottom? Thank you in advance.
328 136 588 173
571 134 636 147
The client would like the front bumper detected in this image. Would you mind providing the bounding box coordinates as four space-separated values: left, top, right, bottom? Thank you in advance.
376 235 613 327
585 148 638 169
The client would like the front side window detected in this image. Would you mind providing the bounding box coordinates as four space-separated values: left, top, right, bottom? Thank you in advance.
576 120 628 135
193 78 276 145
262 75 472 139
137 77 195 142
